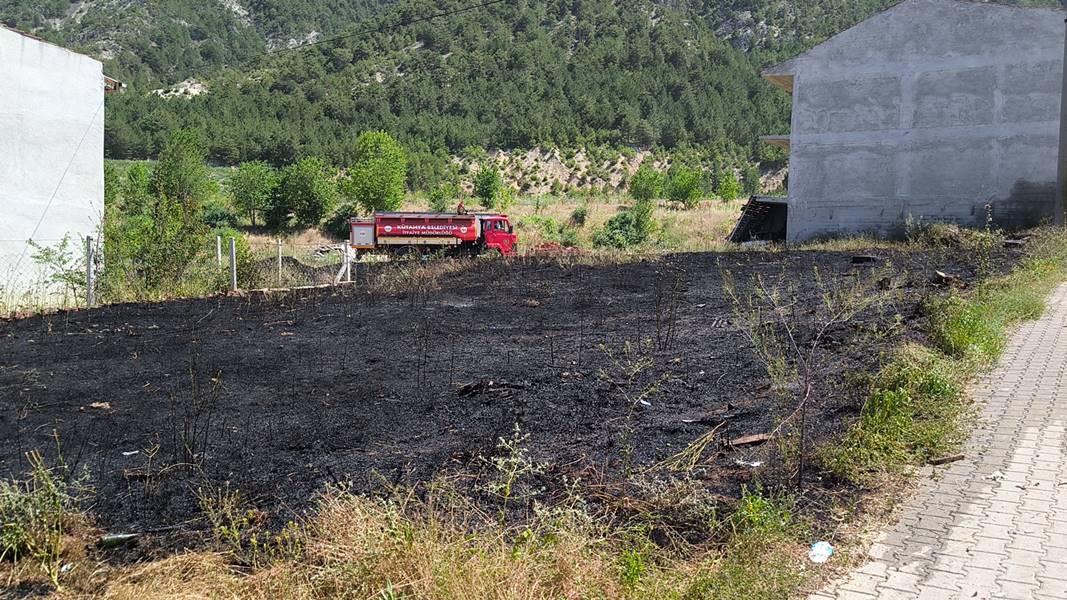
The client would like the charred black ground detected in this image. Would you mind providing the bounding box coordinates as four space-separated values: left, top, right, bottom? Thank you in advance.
0 249 1013 531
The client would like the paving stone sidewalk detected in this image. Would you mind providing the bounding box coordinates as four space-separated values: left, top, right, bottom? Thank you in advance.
812 284 1067 600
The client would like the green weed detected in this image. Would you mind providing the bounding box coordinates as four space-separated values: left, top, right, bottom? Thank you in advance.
823 228 1067 482
0 450 89 589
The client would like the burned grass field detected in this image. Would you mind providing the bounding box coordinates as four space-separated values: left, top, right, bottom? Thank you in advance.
0 248 1011 536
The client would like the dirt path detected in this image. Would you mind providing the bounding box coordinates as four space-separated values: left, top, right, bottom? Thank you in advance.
813 284 1067 600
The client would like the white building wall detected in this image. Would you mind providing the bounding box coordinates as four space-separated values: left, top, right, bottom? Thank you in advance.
0 26 104 309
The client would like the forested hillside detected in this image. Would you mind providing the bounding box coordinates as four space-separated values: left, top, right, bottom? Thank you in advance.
2 0 1056 189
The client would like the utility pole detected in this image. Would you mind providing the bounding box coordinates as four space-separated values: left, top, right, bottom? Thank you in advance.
1056 2 1067 226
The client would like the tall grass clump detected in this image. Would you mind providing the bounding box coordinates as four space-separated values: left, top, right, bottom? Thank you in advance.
684 487 807 599
99 484 813 600
0 451 89 589
931 229 1067 363
823 228 1067 482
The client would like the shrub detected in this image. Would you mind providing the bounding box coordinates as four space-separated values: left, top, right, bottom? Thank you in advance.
229 161 279 227
593 199 655 248
269 156 339 229
666 166 702 208
628 165 663 202
323 202 359 240
741 163 760 196
101 131 210 298
150 129 216 204
428 182 459 212
344 131 408 213
0 452 87 588
28 235 85 306
559 226 580 248
201 198 239 229
521 215 561 241
497 186 516 210
569 203 589 227
474 165 502 208
520 215 580 248
715 169 742 201
120 162 153 213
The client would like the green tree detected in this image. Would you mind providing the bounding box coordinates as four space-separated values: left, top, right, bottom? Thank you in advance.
717 169 743 201
629 165 664 202
229 161 279 227
344 131 407 213
667 166 703 209
428 181 459 212
150 129 214 204
102 137 211 298
103 130 213 295
742 163 761 197
121 163 153 213
474 164 502 208
269 156 339 229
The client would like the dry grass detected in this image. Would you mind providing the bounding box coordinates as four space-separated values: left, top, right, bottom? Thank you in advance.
244 228 337 249
360 256 475 296
85 486 809 600
2 471 813 600
401 195 745 254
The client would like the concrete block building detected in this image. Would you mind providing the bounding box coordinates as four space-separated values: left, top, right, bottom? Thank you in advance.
761 0 1065 243
0 25 117 308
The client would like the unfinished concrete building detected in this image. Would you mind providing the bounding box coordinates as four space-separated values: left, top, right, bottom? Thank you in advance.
758 0 1065 243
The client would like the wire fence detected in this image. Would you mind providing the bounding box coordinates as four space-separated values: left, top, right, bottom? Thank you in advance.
0 237 90 314
0 235 360 316
244 238 349 290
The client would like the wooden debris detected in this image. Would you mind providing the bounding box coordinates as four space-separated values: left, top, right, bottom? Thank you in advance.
1003 239 1026 249
929 453 965 466
728 433 771 447
89 402 111 410
851 255 880 265
933 271 966 288
457 380 527 397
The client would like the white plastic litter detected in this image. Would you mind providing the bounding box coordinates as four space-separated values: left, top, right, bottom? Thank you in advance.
734 459 764 468
639 400 652 407
122 451 139 457
808 541 834 564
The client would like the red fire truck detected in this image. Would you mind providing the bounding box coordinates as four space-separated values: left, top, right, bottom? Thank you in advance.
348 212 518 257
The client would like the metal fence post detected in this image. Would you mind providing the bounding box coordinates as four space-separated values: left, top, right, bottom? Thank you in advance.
229 237 237 292
276 239 283 287
216 235 222 269
85 235 94 308
346 246 353 283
